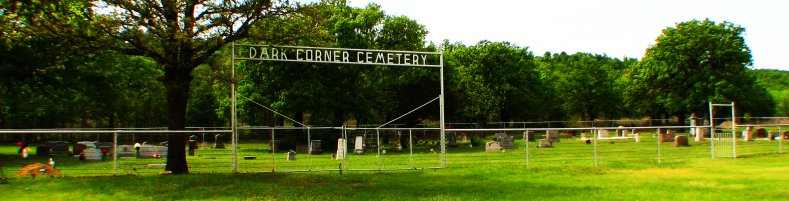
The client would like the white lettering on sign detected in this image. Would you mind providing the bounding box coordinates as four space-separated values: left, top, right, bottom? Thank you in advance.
236 45 440 67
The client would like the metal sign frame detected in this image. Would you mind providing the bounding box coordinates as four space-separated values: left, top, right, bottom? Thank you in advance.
230 44 445 172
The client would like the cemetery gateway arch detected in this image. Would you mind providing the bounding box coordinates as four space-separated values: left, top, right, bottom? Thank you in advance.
230 44 446 172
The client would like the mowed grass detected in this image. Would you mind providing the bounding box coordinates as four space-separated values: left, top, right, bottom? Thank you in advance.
1 134 787 200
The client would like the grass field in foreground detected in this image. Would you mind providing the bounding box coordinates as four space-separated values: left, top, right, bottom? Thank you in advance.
1 149 787 200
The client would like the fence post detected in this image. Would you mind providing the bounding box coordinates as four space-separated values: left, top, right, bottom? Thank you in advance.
271 128 276 172
376 128 381 170
656 128 661 164
593 128 598 167
409 129 414 169
524 130 529 168
307 127 312 171
779 127 783 154
114 130 119 175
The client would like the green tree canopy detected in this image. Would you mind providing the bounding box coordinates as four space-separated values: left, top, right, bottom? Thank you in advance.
626 19 773 121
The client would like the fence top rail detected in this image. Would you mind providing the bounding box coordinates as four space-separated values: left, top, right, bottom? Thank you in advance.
736 124 789 127
0 130 232 134
446 125 711 132
238 126 441 131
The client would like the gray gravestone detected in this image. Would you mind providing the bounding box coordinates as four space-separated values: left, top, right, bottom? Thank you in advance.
538 139 553 148
523 131 535 142
47 141 70 155
547 130 560 142
139 145 168 158
96 142 114 155
117 145 135 157
310 140 323 154
287 150 296 161
83 148 102 161
213 134 225 149
447 132 458 147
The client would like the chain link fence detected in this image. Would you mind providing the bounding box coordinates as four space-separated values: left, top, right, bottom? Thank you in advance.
1 124 786 177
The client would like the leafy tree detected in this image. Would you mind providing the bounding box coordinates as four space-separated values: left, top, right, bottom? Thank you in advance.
6 0 296 174
444 41 548 125
626 19 773 121
751 69 789 116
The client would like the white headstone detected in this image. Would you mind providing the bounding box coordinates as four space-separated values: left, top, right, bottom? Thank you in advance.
336 138 346 160
634 133 640 142
598 130 609 138
287 150 296 161
83 148 102 161
354 136 364 154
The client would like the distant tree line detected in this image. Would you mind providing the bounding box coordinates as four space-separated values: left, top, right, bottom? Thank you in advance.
1 1 781 130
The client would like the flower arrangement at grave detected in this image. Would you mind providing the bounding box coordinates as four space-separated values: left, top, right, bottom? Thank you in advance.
15 162 63 178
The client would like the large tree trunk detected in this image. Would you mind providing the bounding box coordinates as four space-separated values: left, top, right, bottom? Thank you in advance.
164 65 194 174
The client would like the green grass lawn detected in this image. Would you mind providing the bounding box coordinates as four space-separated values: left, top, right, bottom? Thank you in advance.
1 134 787 200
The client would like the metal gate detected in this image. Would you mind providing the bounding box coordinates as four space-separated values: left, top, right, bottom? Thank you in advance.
709 102 736 158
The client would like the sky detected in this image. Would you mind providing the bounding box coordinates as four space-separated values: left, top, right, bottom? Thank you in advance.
347 0 789 71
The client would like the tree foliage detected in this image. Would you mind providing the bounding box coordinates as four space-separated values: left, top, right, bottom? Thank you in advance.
626 19 773 120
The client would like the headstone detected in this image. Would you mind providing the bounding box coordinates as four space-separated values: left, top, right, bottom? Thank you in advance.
354 136 364 154
188 140 197 156
768 131 775 141
742 126 753 141
784 131 789 140
755 128 768 138
523 131 535 142
495 133 517 149
579 133 591 141
82 148 102 161
675 136 690 146
138 145 168 158
617 126 625 137
295 144 309 154
47 141 70 155
485 141 503 152
36 146 51 156
621 129 628 137
660 132 675 142
447 132 458 147
394 142 403 152
287 150 296 161
336 138 346 160
310 140 323 155
538 139 553 148
634 133 641 142
499 137 517 149
96 142 114 156
213 134 225 149
695 127 705 142
269 140 278 152
73 141 94 157
597 130 609 139
117 145 135 157
547 130 560 142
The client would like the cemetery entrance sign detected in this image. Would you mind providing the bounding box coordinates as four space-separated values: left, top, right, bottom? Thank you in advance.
236 45 441 67
230 44 446 172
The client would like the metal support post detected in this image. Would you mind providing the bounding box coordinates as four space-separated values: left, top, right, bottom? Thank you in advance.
656 128 661 164
231 43 238 173
409 129 414 169
113 131 119 175
524 130 530 168
709 102 715 159
439 53 446 168
593 128 598 167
